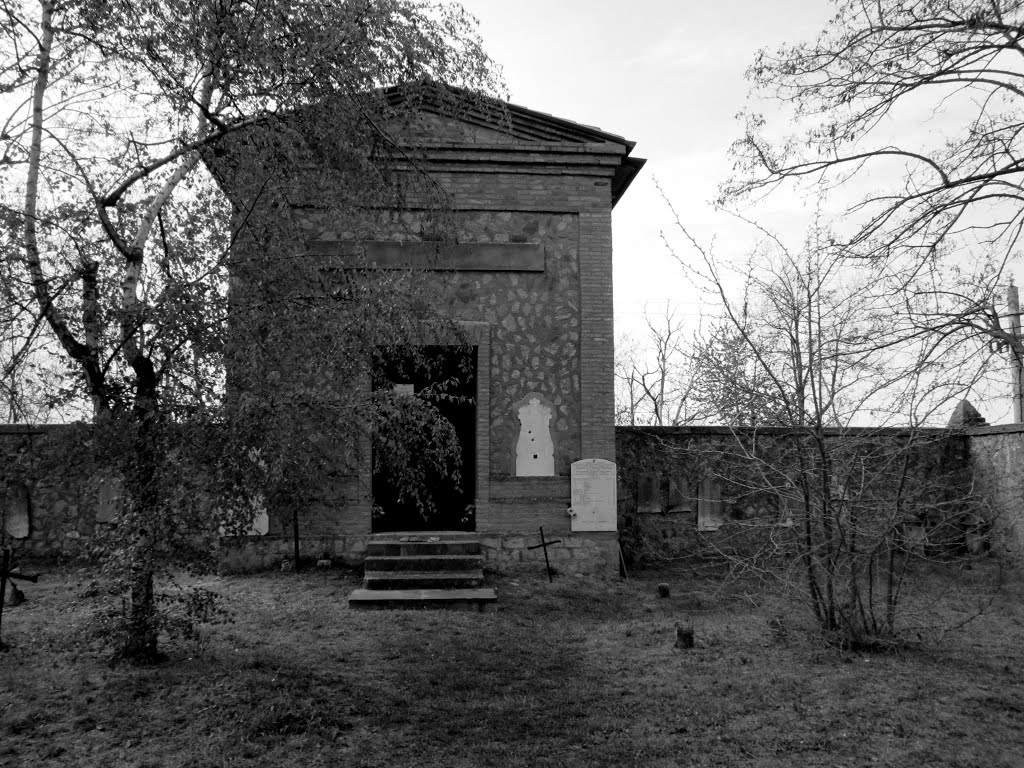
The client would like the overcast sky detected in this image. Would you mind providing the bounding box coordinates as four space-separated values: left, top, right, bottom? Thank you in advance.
461 0 838 333
462 0 1021 423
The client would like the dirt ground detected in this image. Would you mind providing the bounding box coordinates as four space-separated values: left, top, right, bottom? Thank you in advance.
1 556 1022 767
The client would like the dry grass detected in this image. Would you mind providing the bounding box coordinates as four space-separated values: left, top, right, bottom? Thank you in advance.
1 557 1022 767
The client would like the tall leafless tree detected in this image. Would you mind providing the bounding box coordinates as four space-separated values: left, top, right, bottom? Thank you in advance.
615 303 707 426
664 207 996 645
726 0 1024 369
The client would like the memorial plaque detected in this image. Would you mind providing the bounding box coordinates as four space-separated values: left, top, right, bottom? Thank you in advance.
246 507 270 536
96 474 123 523
217 496 270 537
667 475 692 513
637 474 660 514
3 483 31 539
570 458 617 532
696 477 725 531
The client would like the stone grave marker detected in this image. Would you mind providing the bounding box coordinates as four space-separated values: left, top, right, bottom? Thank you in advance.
217 494 270 537
696 477 725 531
3 483 31 539
246 504 270 536
637 474 660 514
96 474 123 523
569 458 616 531
667 476 692 514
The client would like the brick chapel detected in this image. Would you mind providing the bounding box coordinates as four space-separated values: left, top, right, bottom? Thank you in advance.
214 84 644 583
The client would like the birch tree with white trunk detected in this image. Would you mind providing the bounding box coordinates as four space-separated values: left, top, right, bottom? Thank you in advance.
1 0 498 662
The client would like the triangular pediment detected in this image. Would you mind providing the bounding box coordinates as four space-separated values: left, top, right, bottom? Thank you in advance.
206 80 645 208
381 81 635 148
391 109 520 145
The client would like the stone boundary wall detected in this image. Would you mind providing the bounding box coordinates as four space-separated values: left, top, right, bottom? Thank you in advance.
7 421 1020 573
963 423 1024 557
218 531 618 576
0 424 101 557
614 425 976 564
0 423 617 576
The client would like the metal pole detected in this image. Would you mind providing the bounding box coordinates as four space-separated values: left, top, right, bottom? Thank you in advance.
1009 283 1023 422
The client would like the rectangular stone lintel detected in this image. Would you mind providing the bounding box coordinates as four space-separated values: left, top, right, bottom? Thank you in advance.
311 240 544 272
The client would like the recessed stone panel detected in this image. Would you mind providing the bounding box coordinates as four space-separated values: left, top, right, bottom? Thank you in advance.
3 483 30 539
570 459 617 532
514 393 555 476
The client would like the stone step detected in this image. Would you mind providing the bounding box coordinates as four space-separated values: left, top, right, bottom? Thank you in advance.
363 554 483 572
362 570 485 590
366 531 482 557
356 532 496 609
366 540 481 557
348 587 497 611
369 531 481 541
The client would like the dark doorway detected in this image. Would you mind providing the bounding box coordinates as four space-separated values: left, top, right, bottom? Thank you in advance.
371 345 477 532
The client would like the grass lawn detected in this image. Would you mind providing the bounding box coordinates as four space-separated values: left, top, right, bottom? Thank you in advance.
1 557 1022 767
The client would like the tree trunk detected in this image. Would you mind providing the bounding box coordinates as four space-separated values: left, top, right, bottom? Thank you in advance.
122 354 162 664
124 565 158 663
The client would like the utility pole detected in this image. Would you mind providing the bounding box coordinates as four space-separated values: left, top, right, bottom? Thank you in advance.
1009 282 1023 422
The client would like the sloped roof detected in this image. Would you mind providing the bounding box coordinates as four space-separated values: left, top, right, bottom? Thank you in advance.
948 399 988 428
382 82 645 206
383 82 635 146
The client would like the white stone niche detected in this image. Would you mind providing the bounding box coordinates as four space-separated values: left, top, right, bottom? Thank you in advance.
513 392 555 476
569 458 617 532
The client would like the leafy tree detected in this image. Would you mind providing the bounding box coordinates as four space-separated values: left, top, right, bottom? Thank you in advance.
727 0 1024 359
1 0 498 662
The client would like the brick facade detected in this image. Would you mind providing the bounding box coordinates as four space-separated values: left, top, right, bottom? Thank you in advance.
217 88 645 575
0 92 643 577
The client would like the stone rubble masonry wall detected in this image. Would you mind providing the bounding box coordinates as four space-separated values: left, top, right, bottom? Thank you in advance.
479 531 618 578
964 424 1024 557
304 207 584 478
280 149 619 559
1 170 621 576
615 425 1016 564
218 535 368 573
6 109 628 574
422 168 614 552
0 425 100 557
6 422 1024 574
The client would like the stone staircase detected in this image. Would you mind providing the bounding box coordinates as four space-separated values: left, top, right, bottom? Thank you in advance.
348 531 497 611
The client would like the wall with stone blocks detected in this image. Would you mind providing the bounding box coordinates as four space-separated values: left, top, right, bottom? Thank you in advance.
0 425 102 557
217 530 619 576
12 420 1024 574
218 535 368 573
964 424 1024 557
302 207 586 476
478 532 618 578
0 425 358 569
617 424 1024 566
615 425 981 564
0 423 613 576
